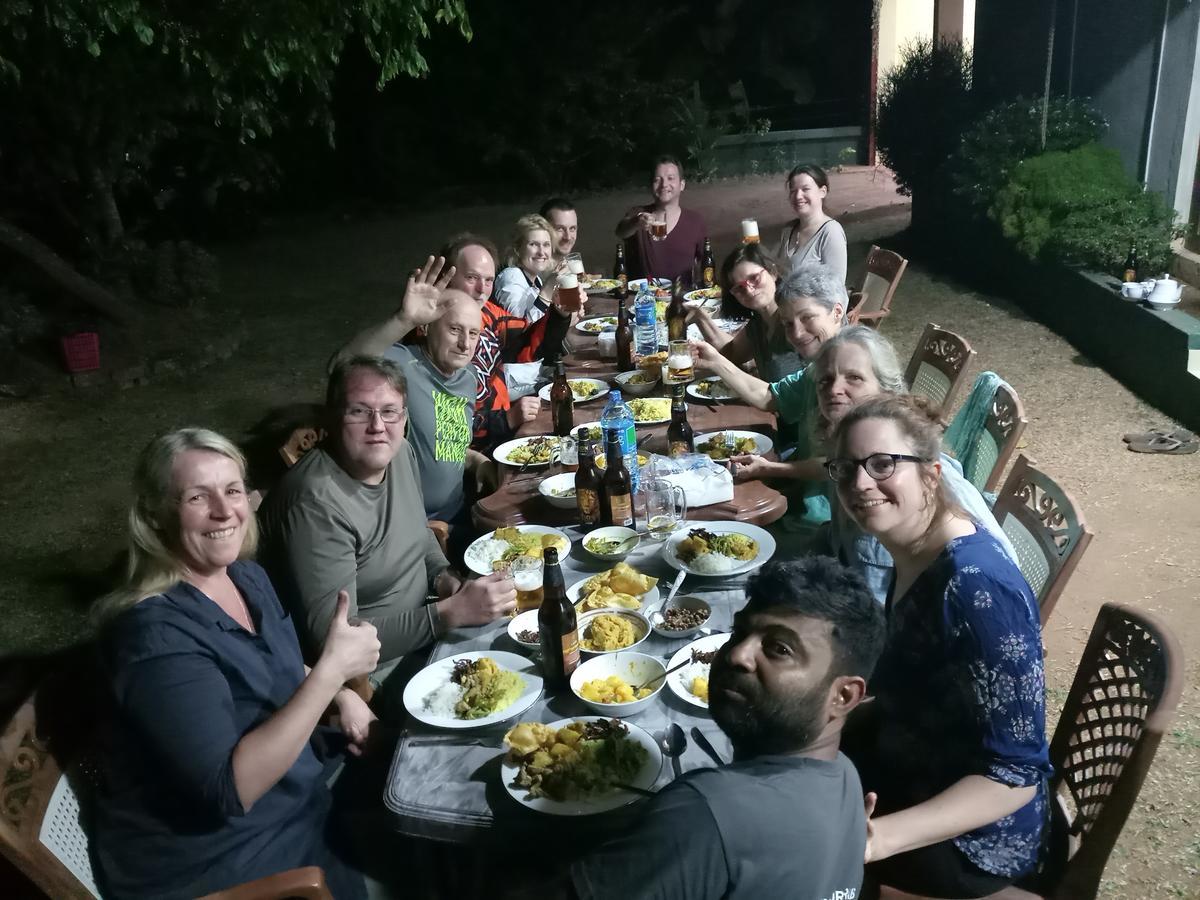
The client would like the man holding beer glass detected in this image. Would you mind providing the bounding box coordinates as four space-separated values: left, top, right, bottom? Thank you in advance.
615 155 707 283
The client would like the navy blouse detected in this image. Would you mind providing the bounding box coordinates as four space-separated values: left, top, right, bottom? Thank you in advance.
859 530 1053 878
93 560 364 900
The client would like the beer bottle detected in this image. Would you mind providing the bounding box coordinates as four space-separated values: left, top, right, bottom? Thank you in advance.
667 385 694 457
614 243 628 290
575 428 602 527
615 292 634 371
601 431 635 528
550 361 574 436
701 238 715 289
537 547 579 691
1123 245 1139 283
667 278 688 343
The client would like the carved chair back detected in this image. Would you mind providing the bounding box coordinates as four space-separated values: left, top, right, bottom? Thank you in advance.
848 245 908 328
903 323 976 413
961 381 1028 494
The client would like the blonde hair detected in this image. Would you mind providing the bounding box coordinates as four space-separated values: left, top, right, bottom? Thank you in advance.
94 427 258 620
504 214 556 269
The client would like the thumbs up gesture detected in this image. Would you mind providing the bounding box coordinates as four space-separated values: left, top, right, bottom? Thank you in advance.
319 591 381 683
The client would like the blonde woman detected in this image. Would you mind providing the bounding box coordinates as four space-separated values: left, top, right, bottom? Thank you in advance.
93 428 378 900
492 213 562 323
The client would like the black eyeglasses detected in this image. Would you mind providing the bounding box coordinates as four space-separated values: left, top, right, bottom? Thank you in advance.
825 453 929 484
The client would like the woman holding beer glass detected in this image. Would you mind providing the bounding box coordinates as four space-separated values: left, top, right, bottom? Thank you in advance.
493 213 577 323
774 163 847 283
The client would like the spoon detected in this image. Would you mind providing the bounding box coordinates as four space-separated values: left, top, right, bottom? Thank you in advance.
632 656 693 693
662 569 687 605
659 723 687 779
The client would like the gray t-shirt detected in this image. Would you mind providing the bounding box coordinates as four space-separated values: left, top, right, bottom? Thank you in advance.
775 218 848 284
383 343 476 521
258 445 450 664
572 753 865 900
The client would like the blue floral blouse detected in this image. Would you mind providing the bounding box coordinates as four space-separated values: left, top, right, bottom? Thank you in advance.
867 530 1052 878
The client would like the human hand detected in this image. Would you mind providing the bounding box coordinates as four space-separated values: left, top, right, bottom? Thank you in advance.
318 591 381 684
635 210 654 233
863 792 880 863
474 459 499 495
730 454 771 482
439 572 517 628
506 396 541 429
334 689 378 757
397 255 457 326
689 340 723 371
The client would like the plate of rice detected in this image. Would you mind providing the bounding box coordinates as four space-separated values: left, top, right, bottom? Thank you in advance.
464 525 573 576
403 651 543 730
666 633 731 710
662 521 775 577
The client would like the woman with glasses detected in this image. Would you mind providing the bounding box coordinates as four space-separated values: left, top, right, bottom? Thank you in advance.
92 428 378 900
775 163 847 282
830 395 1050 898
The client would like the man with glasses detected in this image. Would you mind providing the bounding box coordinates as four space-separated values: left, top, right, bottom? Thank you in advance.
259 356 516 712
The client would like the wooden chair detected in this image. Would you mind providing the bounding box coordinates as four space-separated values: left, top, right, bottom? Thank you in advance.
991 455 1094 624
878 601 1184 900
847 245 908 328
903 323 976 413
951 379 1029 494
0 654 333 900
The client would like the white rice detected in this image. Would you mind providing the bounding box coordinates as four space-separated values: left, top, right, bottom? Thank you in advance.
466 538 510 571
690 552 735 575
422 681 464 718
674 662 712 704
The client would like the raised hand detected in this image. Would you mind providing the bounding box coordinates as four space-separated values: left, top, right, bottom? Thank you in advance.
398 255 457 326
319 591 381 684
689 339 723 371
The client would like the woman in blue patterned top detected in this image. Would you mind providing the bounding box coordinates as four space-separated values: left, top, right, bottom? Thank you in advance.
828 396 1051 897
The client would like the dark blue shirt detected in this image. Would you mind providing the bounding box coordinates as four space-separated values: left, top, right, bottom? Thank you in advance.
93 560 364 900
858 530 1052 878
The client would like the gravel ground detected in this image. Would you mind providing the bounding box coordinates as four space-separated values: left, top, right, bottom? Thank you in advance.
0 171 1195 897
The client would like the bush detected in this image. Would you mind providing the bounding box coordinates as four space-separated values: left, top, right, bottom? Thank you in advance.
991 143 1180 275
876 37 975 199
948 97 1107 215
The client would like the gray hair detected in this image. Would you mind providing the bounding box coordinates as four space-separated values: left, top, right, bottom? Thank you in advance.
776 262 849 313
811 325 908 395
95 428 258 620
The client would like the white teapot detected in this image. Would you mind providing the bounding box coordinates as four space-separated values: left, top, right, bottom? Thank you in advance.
1146 275 1183 306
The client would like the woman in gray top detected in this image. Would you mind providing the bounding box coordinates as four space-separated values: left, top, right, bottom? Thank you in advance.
775 163 847 284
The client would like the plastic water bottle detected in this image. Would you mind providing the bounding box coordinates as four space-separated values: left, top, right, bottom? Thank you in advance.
600 389 640 492
634 286 658 359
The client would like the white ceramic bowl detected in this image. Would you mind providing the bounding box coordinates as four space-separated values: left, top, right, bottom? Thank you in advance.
647 595 713 639
582 526 640 561
577 608 651 655
507 609 541 649
570 651 665 717
538 472 578 509
613 369 660 397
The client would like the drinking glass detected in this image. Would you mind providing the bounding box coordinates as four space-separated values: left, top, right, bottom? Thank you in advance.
556 435 579 473
511 556 545 613
566 252 586 277
644 478 687 540
666 340 694 384
649 211 667 242
555 272 583 313
741 218 760 243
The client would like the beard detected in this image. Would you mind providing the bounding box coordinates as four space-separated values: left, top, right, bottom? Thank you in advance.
709 660 831 757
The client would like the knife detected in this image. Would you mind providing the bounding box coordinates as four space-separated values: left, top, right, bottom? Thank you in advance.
690 727 727 767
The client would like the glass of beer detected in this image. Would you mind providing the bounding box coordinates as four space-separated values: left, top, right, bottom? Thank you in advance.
741 218 760 243
644 478 687 540
511 556 545 613
649 210 667 241
666 340 694 383
566 252 586 279
555 272 583 313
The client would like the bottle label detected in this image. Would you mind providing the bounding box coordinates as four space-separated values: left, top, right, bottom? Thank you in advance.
669 440 691 458
703 266 714 287
577 487 600 524
562 630 580 675
1123 268 1136 283
607 491 633 526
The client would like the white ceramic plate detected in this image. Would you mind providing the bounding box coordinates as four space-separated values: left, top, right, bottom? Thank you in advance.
538 377 609 404
403 650 543 730
585 278 621 293
463 524 574 576
500 716 663 815
626 398 674 425
693 430 774 458
683 287 722 305
686 377 738 402
627 278 671 293
666 633 731 710
493 435 560 468
507 609 541 648
662 521 776 577
575 315 618 335
567 572 661 610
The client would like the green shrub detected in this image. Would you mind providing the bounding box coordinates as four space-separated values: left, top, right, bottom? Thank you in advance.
949 97 1106 215
876 37 976 198
991 143 1180 274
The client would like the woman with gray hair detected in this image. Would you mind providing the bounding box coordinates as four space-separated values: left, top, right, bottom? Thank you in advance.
92 428 377 900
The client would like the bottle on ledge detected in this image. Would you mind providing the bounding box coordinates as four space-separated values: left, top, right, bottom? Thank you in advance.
667 385 694 457
550 361 574 437
616 291 634 371
667 278 688 343
701 238 715 289
614 242 628 290
1123 245 1139 283
575 428 602 528
538 547 579 691
601 430 635 528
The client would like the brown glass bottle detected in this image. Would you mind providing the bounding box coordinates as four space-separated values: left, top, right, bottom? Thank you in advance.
575 428 602 527
701 238 715 288
600 431 634 527
614 242 628 290
537 547 579 691
550 361 574 437
615 292 634 371
666 385 694 457
1123 245 1139 283
667 278 688 343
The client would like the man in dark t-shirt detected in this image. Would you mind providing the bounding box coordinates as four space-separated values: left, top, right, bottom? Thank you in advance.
572 557 886 900
615 155 707 283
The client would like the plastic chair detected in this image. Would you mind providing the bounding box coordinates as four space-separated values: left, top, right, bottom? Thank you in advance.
903 323 976 413
848 245 908 328
877 601 1184 900
991 455 1094 624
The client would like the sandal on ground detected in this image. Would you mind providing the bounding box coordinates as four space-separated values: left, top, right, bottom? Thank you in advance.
1122 427 1197 444
1126 434 1200 454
